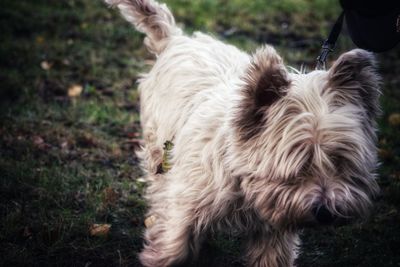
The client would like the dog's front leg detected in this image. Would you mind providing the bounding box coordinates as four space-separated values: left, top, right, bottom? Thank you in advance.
139 204 197 267
245 229 299 267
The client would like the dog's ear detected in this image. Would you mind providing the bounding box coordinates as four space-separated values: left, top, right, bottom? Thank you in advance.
234 46 290 140
327 49 381 119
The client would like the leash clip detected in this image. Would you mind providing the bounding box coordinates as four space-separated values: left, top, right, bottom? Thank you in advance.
316 42 334 70
315 11 345 70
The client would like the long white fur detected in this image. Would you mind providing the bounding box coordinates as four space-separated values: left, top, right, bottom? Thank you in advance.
106 1 381 266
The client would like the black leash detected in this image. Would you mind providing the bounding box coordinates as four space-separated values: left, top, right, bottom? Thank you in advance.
316 11 345 70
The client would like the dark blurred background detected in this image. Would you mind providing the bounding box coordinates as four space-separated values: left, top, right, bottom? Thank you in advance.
0 0 399 266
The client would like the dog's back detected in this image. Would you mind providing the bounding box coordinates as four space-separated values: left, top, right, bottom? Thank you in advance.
107 0 250 147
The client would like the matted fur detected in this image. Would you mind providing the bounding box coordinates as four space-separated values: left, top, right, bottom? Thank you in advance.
107 1 381 266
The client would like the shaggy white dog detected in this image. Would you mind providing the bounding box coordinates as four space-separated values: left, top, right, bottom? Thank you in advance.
106 1 381 266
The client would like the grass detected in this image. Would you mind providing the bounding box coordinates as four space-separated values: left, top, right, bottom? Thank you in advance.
0 0 400 266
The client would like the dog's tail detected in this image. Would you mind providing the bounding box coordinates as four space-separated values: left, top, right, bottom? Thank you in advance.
105 0 182 54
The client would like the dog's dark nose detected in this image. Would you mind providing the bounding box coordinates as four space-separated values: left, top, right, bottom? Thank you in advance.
312 205 336 224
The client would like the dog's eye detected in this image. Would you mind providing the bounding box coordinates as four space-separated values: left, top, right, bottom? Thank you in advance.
331 155 346 172
331 155 342 166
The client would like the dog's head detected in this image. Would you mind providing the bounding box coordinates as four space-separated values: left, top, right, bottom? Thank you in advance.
230 46 381 229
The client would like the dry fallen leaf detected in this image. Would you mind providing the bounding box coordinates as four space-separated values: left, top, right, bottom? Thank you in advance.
103 187 119 205
35 36 45 44
40 61 52 70
89 224 111 237
33 136 44 146
33 136 51 150
68 84 83 98
388 113 400 126
144 215 156 228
